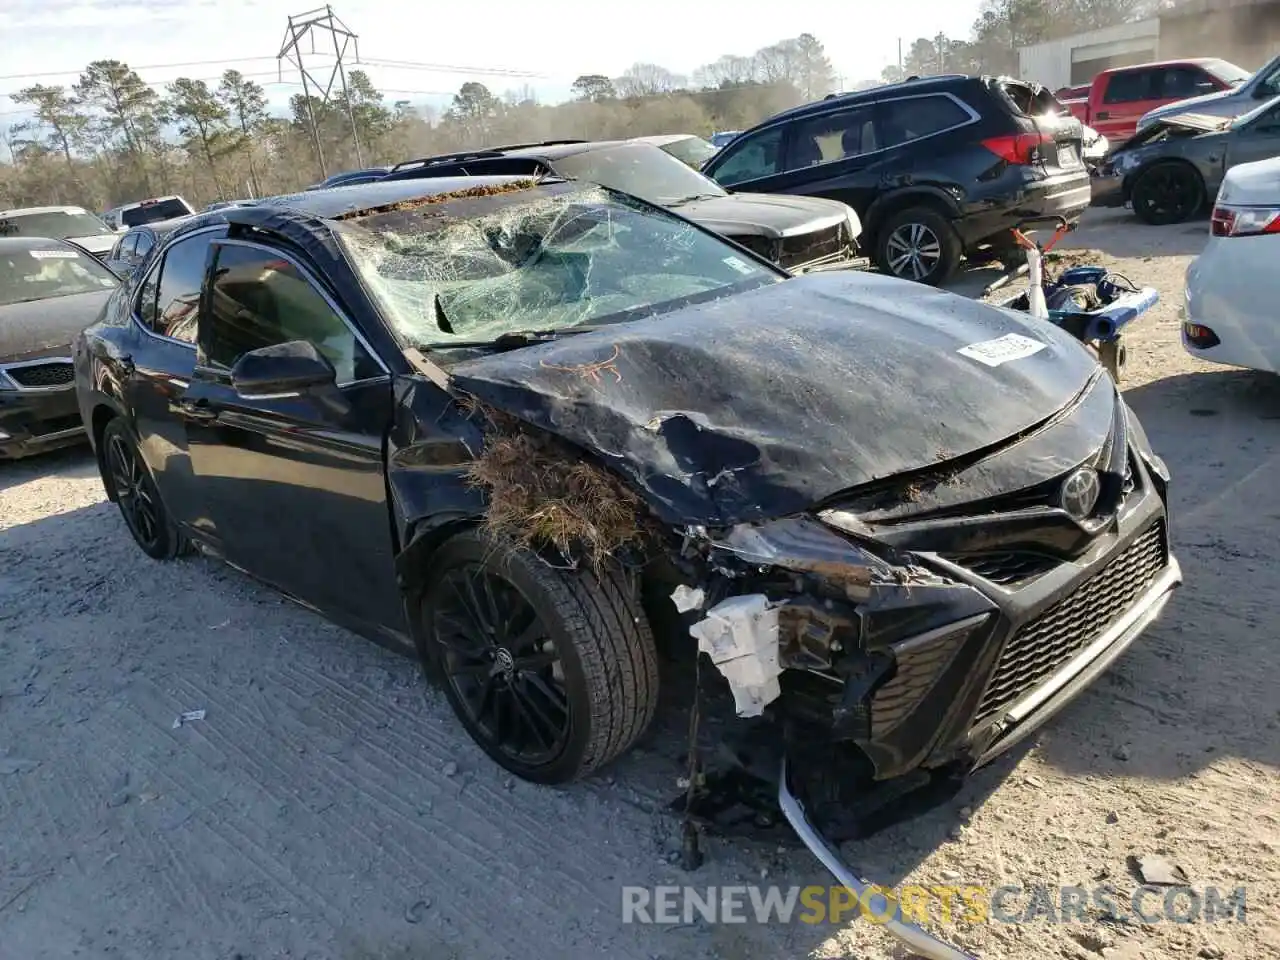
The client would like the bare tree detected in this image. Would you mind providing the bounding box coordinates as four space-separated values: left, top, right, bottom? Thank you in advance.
614 63 683 98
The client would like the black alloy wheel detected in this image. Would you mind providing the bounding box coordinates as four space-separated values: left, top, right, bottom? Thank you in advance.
1130 162 1205 226
875 206 962 286
422 529 659 785
102 418 183 560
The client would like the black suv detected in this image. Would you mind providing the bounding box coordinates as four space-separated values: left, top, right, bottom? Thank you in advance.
379 140 863 274
700 75 1092 285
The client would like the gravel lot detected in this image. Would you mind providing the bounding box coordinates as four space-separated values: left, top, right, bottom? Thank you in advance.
2 207 1277 960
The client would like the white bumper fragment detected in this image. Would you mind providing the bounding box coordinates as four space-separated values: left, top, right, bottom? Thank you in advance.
687 594 782 717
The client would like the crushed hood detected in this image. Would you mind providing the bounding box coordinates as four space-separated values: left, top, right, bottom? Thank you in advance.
448 271 1101 527
674 193 852 240
0 288 115 361
1142 87 1238 126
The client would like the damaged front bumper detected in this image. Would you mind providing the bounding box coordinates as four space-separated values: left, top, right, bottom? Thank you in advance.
778 757 978 960
681 393 1180 787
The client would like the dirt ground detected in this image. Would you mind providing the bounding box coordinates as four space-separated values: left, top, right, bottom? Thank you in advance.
2 206 1277 960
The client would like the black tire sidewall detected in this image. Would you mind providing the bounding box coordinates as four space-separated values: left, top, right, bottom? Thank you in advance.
421 531 597 784
102 418 181 561
1132 164 1203 225
874 206 961 286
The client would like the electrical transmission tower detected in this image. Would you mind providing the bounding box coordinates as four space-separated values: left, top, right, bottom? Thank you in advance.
278 5 364 178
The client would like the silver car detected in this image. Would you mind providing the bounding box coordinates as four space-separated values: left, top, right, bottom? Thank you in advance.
1137 55 1276 133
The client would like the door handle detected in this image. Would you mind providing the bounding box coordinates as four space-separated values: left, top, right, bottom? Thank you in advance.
1095 111 1110 121
178 398 218 422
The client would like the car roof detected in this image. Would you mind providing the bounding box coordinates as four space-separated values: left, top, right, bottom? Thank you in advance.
630 134 699 146
117 195 187 210
746 75 974 128
0 235 80 252
212 175 547 223
1103 57 1223 74
0 205 93 217
128 215 193 233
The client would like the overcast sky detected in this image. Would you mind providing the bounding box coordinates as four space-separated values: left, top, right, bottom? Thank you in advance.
1 0 981 123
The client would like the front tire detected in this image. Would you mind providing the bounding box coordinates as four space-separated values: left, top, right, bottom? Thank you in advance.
102 418 184 561
1130 162 1204 225
421 529 660 784
874 206 962 286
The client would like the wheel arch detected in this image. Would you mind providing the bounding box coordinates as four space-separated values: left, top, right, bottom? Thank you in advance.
864 188 962 246
89 399 126 502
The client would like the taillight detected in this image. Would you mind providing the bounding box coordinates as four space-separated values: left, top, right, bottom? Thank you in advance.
1210 203 1280 237
981 132 1053 165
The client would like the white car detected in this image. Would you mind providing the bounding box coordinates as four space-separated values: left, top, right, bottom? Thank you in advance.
1183 155 1280 371
0 205 120 257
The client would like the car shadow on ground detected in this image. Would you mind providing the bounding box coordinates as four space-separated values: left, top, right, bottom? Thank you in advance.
1035 369 1280 782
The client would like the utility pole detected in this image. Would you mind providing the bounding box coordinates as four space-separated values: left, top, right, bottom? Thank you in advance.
278 5 364 179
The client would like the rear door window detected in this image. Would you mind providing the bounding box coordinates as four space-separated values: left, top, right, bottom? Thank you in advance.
877 95 973 148
143 232 217 343
787 106 878 168
709 127 784 186
1103 70 1158 104
1159 67 1218 100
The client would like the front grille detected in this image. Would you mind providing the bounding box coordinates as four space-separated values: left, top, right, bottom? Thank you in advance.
730 235 775 261
940 550 1060 585
872 626 973 737
974 521 1168 724
6 362 74 388
780 222 847 269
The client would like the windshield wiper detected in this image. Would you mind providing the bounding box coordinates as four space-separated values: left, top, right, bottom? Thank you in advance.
665 193 721 206
421 326 600 351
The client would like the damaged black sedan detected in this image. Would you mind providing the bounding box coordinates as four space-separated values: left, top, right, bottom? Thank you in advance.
74 175 1179 804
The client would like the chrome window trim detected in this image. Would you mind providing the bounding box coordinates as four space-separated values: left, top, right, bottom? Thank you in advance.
202 237 392 386
715 91 981 184
782 93 980 175
0 356 75 393
130 224 227 349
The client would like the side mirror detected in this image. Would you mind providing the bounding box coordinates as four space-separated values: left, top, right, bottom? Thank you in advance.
230 339 336 399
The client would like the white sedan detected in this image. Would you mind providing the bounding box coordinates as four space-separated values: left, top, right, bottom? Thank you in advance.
1183 155 1280 371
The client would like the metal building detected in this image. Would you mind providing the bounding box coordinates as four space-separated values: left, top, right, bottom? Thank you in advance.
1019 0 1280 91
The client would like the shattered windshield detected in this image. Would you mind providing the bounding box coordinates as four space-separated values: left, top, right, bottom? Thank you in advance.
336 180 781 346
0 209 112 240
550 144 728 204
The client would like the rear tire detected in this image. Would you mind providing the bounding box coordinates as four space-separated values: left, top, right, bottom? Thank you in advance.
1130 162 1204 225
874 206 962 286
420 529 660 784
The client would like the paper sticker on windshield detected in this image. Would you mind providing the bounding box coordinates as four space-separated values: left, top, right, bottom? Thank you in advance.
722 256 756 275
29 249 79 259
957 333 1046 367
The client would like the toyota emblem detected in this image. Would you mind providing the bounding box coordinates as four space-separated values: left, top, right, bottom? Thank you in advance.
1057 467 1101 520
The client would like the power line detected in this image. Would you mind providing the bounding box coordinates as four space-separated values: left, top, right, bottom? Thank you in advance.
0 54 548 88
0 56 280 84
